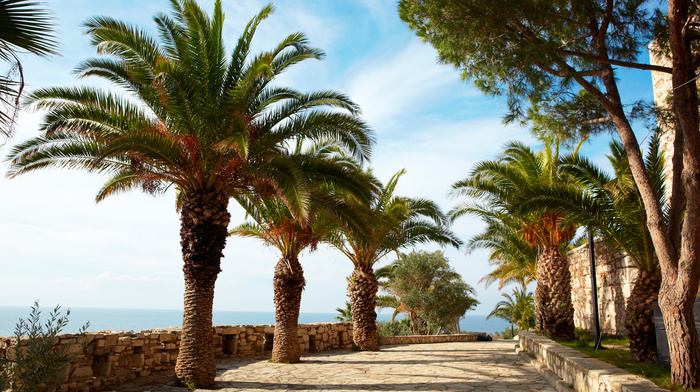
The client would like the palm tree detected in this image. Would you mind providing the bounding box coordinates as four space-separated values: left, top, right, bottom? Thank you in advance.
466 216 538 289
326 170 461 350
6 1 373 387
451 141 577 340
334 302 352 322
230 140 374 363
0 0 57 140
375 264 406 322
487 285 535 337
521 137 665 362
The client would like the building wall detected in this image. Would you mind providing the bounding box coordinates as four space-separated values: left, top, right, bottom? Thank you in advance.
567 240 637 336
649 42 675 197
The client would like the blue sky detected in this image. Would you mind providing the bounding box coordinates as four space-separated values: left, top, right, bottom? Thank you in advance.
0 0 655 316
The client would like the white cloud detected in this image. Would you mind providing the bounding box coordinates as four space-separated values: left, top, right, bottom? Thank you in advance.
344 39 474 132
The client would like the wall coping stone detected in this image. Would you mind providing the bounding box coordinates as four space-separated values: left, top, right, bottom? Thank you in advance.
518 331 665 392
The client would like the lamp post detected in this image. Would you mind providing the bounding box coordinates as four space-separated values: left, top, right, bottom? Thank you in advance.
588 229 604 350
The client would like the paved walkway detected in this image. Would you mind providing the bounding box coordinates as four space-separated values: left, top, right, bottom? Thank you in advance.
107 341 556 392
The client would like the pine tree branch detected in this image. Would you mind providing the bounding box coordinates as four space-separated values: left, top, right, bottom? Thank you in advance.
557 49 672 73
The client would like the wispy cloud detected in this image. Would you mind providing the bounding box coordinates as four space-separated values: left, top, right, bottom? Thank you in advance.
344 39 475 132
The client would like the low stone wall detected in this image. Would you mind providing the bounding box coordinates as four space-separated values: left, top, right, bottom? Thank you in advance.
0 322 353 392
380 333 482 345
568 240 637 336
518 331 663 392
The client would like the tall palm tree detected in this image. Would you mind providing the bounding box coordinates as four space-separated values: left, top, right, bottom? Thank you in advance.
487 285 535 337
0 0 57 140
521 137 665 362
6 1 373 387
451 141 577 340
326 170 461 350
230 140 374 363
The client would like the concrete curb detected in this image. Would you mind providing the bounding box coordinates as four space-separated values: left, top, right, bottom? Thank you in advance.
516 345 574 392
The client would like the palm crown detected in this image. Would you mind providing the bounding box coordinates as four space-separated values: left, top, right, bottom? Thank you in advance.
329 169 462 268
0 0 58 139
7 2 373 217
521 138 665 272
467 217 538 289
231 140 376 258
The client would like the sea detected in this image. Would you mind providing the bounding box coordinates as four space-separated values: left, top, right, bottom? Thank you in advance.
0 306 510 337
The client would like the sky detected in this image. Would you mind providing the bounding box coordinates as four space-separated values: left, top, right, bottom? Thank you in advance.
0 0 656 316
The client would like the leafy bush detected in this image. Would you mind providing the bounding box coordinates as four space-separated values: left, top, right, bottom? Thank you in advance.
495 326 520 339
0 302 88 392
377 319 411 336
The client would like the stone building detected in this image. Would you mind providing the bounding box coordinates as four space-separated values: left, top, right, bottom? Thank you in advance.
567 239 638 336
649 42 675 193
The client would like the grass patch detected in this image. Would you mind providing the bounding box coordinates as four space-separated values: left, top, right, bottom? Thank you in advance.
559 337 700 392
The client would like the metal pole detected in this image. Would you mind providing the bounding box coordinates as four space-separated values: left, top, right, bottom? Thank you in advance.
588 229 603 350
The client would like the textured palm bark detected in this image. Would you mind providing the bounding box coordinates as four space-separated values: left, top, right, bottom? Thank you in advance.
538 246 574 340
348 264 379 351
175 191 230 388
625 269 660 363
272 255 305 363
534 260 547 332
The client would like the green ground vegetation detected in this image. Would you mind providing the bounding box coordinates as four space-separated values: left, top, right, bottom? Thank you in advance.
559 330 699 392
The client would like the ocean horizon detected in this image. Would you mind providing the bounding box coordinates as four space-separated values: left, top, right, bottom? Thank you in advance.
0 306 510 337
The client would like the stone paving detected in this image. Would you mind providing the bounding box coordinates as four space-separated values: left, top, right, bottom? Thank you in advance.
107 341 557 392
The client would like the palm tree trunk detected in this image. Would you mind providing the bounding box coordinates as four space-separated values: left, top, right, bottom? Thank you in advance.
348 264 379 350
272 255 305 363
534 264 546 332
538 246 575 340
625 269 661 362
175 191 230 388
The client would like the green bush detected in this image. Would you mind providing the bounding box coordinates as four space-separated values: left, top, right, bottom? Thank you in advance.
377 319 411 336
0 302 88 392
493 326 520 339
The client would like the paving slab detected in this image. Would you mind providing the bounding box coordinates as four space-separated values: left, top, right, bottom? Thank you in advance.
105 341 556 392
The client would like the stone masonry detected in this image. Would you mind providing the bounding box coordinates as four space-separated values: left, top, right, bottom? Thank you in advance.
567 239 637 336
0 322 352 392
649 42 675 195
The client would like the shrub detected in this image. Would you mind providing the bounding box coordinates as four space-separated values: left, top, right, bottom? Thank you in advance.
0 302 88 392
495 326 520 339
377 319 411 336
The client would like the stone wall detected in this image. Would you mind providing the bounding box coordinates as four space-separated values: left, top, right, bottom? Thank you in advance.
380 333 481 345
0 322 353 392
567 240 637 336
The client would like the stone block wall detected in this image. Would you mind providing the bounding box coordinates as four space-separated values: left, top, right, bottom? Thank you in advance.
0 322 353 392
380 333 481 345
567 240 637 336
